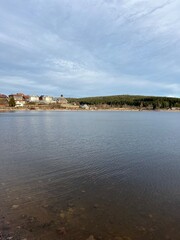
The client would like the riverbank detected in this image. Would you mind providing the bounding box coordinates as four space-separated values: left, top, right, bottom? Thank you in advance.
0 107 180 112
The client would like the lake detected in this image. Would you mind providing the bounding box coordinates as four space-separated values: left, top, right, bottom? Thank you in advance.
0 111 180 240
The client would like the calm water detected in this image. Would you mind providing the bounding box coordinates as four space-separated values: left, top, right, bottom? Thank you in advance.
0 111 180 240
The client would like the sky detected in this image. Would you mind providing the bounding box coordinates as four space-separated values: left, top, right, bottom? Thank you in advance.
0 0 180 98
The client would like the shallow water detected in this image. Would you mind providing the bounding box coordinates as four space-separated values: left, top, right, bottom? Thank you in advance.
0 111 180 240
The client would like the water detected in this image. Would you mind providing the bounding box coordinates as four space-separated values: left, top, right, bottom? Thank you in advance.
0 111 180 240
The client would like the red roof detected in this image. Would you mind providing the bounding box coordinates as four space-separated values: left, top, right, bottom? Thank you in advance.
23 95 30 99
16 93 25 96
0 94 7 98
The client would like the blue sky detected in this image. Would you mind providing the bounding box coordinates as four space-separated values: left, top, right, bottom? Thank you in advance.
0 0 180 97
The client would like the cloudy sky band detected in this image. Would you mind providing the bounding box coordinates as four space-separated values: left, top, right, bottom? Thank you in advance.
0 0 180 97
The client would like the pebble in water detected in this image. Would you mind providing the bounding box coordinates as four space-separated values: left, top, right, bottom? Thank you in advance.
86 235 96 240
12 205 19 209
60 211 65 219
57 227 66 235
93 204 99 209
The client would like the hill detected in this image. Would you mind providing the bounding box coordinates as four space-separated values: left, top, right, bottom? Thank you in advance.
67 95 180 110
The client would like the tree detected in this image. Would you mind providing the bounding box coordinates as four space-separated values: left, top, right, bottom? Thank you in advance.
152 103 157 110
9 97 16 107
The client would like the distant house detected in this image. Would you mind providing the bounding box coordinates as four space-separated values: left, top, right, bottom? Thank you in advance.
0 94 7 99
81 104 89 110
29 95 39 103
23 95 30 102
57 95 68 104
0 94 8 107
9 93 26 107
39 95 54 104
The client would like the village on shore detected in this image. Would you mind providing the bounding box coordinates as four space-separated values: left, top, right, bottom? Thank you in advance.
0 92 180 112
0 92 90 111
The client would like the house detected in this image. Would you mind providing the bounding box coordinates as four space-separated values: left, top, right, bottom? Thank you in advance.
23 95 30 102
57 95 68 104
39 95 54 104
0 94 7 99
29 95 39 103
0 94 8 107
81 104 90 110
9 93 26 107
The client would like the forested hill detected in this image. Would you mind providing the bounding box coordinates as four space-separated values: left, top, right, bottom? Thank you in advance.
67 95 180 109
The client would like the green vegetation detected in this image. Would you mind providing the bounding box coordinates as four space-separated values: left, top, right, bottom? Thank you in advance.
9 97 16 107
67 95 180 109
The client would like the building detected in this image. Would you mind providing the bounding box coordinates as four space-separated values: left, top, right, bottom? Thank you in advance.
39 95 54 104
9 93 26 107
58 95 68 104
0 94 8 107
81 104 90 110
29 95 39 103
0 94 7 98
23 95 30 102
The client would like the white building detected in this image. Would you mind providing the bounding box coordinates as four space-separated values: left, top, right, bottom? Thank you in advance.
15 100 26 107
29 96 39 102
58 95 68 104
40 95 54 104
81 104 89 110
9 94 26 107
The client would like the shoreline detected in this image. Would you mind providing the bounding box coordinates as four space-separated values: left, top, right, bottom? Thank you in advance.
0 107 180 113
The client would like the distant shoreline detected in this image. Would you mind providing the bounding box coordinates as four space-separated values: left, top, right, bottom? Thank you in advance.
0 107 180 113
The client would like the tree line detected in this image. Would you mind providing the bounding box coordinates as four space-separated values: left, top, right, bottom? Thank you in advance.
67 95 180 109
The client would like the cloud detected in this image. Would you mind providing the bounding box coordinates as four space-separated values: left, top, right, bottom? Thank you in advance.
0 0 180 97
